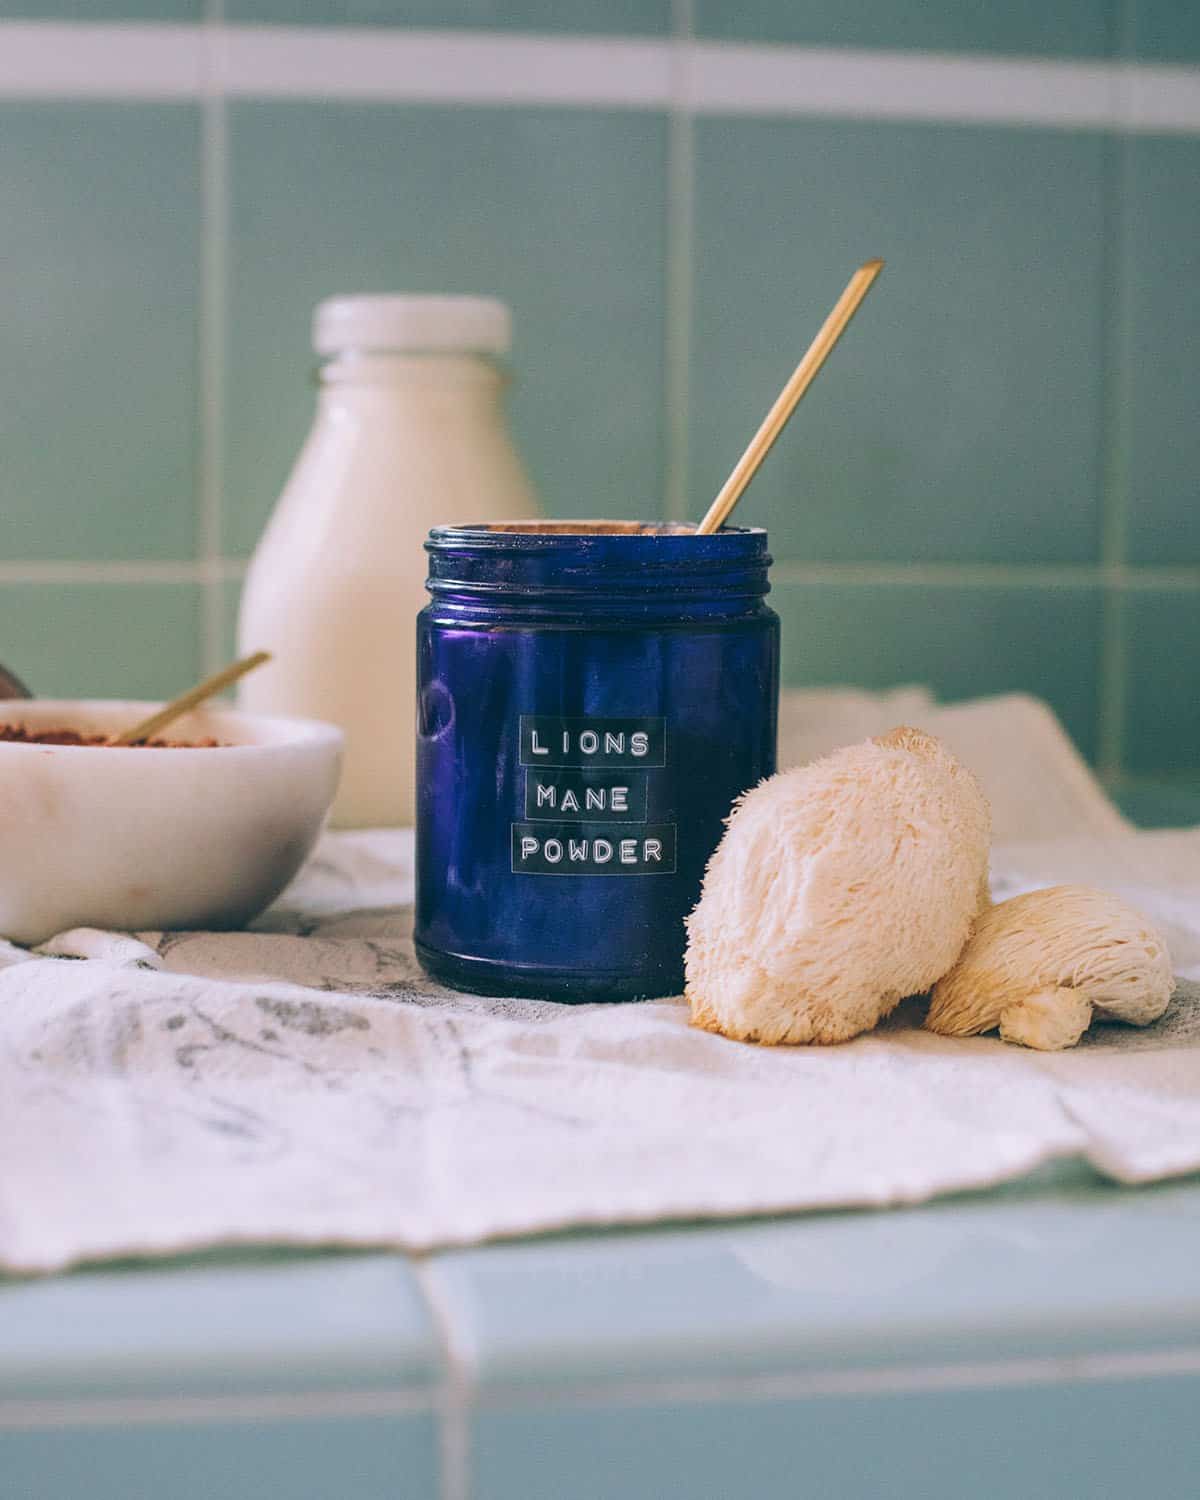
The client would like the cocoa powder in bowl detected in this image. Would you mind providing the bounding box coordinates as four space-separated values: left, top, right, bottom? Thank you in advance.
0 726 222 748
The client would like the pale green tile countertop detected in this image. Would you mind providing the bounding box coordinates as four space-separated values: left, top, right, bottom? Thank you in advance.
3 781 1199 1500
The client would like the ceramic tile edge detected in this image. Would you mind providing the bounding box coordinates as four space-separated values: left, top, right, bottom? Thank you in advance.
199 5 230 673
0 561 246 583
1097 589 1129 775
662 0 694 523
214 26 671 106
376 1264 1200 1411
687 42 1119 127
1120 61 1200 131
1095 122 1134 775
0 22 203 98
412 1199 1200 1410
410 1258 470 1500
1 24 1199 133
466 1344 1200 1409
1 561 1198 588
0 1384 435 1433
768 564 1200 587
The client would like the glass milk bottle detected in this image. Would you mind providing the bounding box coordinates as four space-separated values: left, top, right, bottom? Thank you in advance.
238 295 537 827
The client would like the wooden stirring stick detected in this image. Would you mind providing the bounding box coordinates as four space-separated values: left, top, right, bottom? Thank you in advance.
696 258 884 535
107 651 272 746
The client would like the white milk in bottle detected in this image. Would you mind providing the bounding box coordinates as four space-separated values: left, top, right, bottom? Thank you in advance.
238 295 538 827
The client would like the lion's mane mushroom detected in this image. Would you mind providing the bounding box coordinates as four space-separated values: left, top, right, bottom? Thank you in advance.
685 726 991 1045
926 884 1174 1050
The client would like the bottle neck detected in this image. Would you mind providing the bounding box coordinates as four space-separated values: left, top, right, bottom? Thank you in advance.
315 352 508 423
320 349 504 387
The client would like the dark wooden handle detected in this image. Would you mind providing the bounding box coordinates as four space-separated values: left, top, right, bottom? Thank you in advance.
0 662 31 699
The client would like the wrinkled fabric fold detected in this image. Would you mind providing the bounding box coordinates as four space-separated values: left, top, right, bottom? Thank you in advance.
0 690 1196 1274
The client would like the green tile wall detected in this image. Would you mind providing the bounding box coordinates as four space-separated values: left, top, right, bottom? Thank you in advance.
772 580 1103 759
221 577 242 665
225 103 666 555
0 104 201 562
1124 136 1200 564
1128 2 1200 61
472 1378 1200 1500
689 118 1107 564
1 1416 438 1500
1122 589 1200 774
0 583 201 701
5 1 199 15
0 1 1197 778
693 0 1116 58
224 0 670 29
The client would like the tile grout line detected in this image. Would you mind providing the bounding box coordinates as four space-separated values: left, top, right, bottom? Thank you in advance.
2 24 1200 133
5 1343 1200 1432
468 1344 1200 1414
771 562 1103 588
199 0 230 675
1 559 1198 588
1096 18 1136 778
662 0 695 523
769 562 1200 588
0 562 198 585
0 1387 436 1432
409 1258 471 1500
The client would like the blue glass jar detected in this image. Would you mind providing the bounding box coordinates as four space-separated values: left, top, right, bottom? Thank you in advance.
415 522 779 1001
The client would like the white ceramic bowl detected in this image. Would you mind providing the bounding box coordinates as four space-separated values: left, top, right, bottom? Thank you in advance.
0 700 343 946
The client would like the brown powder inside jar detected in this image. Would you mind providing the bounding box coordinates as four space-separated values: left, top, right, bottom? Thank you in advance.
0 726 224 748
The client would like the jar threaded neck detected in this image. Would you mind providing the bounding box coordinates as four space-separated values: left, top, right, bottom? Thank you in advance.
424 523 772 625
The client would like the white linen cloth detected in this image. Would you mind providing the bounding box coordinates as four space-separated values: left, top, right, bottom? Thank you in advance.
1 690 1197 1274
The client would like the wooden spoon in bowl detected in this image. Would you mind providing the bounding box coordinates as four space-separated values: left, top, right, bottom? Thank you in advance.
107 651 272 746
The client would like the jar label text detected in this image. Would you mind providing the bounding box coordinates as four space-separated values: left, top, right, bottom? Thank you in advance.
519 715 666 768
512 823 677 875
524 769 648 822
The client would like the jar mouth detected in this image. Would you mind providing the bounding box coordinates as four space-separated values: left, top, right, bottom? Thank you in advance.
425 521 772 622
432 520 765 541
466 520 697 536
